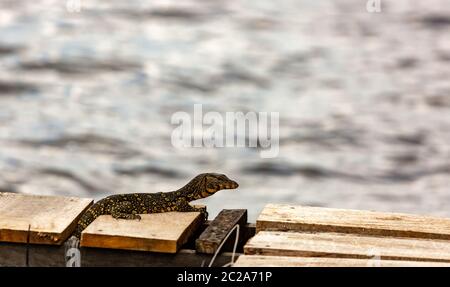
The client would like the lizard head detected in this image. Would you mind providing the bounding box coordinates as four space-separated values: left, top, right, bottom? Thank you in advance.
183 173 239 200
201 173 239 198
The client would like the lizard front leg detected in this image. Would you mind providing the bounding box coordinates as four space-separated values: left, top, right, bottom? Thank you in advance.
176 200 208 220
110 201 141 220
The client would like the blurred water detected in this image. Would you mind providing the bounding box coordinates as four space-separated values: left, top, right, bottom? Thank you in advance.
1 0 450 221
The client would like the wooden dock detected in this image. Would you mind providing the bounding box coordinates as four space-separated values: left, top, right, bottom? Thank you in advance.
236 204 450 267
1 193 450 267
0 192 254 266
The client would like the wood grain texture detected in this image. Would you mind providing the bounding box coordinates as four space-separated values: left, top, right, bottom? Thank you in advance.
80 212 203 253
0 242 236 267
196 209 247 254
244 231 450 262
0 221 256 267
234 255 450 267
257 204 450 240
0 192 93 245
81 248 236 267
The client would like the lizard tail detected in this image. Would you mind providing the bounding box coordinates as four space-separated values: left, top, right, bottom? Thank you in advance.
72 225 83 239
72 205 100 239
65 235 80 248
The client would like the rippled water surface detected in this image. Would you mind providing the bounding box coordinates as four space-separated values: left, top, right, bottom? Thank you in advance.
1 0 450 221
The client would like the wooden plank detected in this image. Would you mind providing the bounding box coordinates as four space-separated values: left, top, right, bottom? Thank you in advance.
0 241 237 267
184 222 255 253
196 209 247 254
234 255 450 267
80 212 203 253
81 248 237 267
244 231 450 263
0 192 93 245
0 221 258 266
0 242 30 266
257 204 450 240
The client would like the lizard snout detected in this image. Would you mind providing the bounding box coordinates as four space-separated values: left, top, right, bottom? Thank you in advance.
223 180 239 189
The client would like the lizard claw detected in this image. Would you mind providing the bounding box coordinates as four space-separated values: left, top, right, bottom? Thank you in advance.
201 211 209 221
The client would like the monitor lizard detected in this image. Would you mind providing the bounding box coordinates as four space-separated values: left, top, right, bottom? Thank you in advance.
72 173 239 238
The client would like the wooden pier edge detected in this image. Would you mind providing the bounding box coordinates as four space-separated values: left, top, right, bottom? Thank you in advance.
0 222 256 267
2 192 450 267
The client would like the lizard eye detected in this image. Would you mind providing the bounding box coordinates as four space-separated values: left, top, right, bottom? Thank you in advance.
206 182 217 190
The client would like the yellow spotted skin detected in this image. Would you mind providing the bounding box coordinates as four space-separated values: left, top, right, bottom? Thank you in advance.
73 173 238 238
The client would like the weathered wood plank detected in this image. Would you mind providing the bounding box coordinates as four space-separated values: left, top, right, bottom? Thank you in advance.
257 204 450 240
81 212 203 253
234 255 450 267
0 242 30 266
196 209 247 254
245 231 450 262
0 192 93 245
0 220 255 266
0 241 236 267
81 248 237 267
